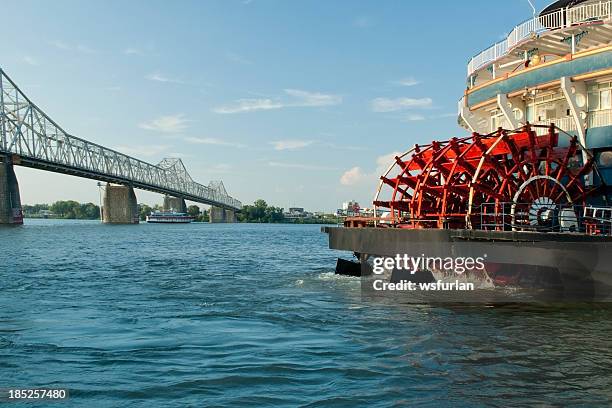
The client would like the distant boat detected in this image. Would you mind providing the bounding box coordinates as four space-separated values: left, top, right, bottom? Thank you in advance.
146 211 194 224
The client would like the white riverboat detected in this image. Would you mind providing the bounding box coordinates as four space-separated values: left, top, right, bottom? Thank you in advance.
146 211 194 224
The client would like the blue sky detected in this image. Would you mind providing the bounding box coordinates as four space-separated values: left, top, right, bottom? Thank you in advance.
1 0 553 211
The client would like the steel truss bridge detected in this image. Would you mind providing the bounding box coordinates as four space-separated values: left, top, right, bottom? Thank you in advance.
0 68 241 210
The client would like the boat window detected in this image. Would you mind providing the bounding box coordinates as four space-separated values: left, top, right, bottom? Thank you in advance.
526 105 534 123
589 90 600 111
601 89 612 110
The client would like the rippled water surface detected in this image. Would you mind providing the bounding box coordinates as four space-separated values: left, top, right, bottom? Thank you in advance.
1 220 612 407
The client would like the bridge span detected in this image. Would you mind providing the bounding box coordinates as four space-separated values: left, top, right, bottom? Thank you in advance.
0 68 241 224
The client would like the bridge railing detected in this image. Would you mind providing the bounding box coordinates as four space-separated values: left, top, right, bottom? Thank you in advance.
0 69 241 210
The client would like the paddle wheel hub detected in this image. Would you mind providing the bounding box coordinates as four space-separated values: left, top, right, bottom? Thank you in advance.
374 124 601 231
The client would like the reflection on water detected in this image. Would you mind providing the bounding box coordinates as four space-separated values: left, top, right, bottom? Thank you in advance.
0 220 611 406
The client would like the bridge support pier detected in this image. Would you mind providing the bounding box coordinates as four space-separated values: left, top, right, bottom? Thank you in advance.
0 155 23 225
163 195 187 213
209 206 236 223
102 184 139 224
209 206 226 223
225 209 237 223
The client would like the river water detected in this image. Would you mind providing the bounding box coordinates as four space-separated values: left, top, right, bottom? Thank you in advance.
1 220 611 407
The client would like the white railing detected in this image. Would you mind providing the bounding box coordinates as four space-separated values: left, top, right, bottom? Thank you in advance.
532 117 577 136
588 109 612 127
568 1 612 23
468 1 612 77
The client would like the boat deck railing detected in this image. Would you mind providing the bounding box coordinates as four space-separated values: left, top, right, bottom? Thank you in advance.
468 1 612 77
348 203 612 236
479 202 612 236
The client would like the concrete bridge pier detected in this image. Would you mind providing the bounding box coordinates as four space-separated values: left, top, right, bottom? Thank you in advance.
0 155 23 225
102 184 139 224
225 209 237 223
209 206 237 223
209 206 226 223
163 195 187 213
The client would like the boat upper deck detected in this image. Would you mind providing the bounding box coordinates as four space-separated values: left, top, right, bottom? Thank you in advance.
468 1 612 88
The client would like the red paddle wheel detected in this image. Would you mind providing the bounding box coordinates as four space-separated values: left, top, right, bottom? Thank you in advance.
374 124 599 230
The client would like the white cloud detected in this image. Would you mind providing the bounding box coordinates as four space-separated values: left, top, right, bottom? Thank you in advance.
284 89 342 107
213 89 342 114
23 56 39 66
114 144 169 157
48 40 96 53
76 45 95 54
167 152 192 158
124 47 145 56
340 166 367 186
405 114 426 121
123 46 159 57
48 40 70 50
433 112 457 118
270 139 313 151
375 151 402 174
399 112 456 122
184 137 246 148
371 97 433 112
339 151 402 187
139 114 190 133
395 77 420 87
145 72 184 84
268 161 335 170
213 98 283 114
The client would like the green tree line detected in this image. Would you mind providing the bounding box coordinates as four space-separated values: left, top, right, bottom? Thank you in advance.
24 201 211 221
23 201 100 219
187 205 209 222
237 199 285 223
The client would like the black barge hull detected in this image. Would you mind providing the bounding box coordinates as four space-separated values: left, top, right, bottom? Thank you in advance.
323 227 612 302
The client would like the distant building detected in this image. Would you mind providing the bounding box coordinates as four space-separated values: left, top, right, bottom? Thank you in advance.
284 207 313 220
338 200 360 217
288 207 305 215
282 207 334 221
360 208 374 217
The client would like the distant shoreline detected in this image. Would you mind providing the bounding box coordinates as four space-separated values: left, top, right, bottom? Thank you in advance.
23 216 339 225
23 199 341 225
